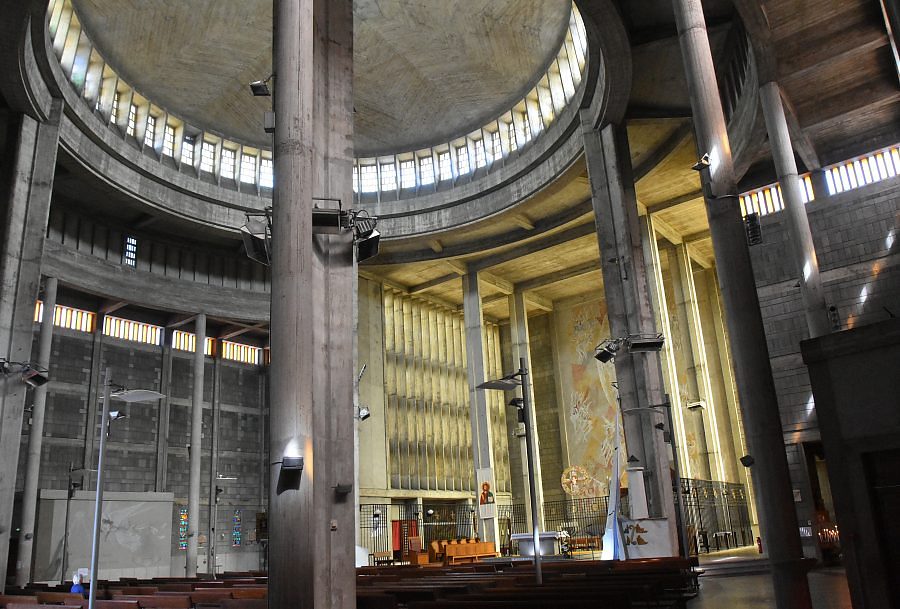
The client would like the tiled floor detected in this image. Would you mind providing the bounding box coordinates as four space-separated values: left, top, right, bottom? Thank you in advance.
690 569 853 608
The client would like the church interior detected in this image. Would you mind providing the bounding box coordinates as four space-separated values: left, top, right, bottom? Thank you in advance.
1 0 899 607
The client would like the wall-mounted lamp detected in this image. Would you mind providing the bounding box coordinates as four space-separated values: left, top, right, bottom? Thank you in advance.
275 456 304 494
249 74 274 97
739 455 755 468
282 456 303 471
356 406 371 421
686 400 705 411
594 334 665 363
691 153 711 172
2 360 51 388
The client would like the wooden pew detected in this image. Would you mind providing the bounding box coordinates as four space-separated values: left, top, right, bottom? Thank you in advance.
35 594 84 606
0 597 38 608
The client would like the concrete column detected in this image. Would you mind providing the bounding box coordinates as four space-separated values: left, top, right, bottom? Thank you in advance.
759 82 830 338
186 313 206 577
507 291 544 530
207 343 221 575
665 245 712 480
0 101 62 592
640 217 694 481
672 1 812 606
269 0 356 606
155 329 174 491
582 121 676 550
461 272 499 547
15 276 58 587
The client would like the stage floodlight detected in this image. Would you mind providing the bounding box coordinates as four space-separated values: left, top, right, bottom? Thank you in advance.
21 366 49 388
691 153 711 172
249 79 271 97
356 229 381 262
594 338 622 363
627 334 665 353
739 455 755 468
241 225 270 266
282 456 304 471
312 207 348 234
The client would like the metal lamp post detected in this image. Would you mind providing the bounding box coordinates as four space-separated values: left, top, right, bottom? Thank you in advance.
87 369 164 609
477 357 542 585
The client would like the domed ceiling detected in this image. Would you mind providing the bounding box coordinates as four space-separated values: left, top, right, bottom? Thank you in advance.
71 0 572 156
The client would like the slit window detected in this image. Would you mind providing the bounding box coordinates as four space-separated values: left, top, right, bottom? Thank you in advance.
489 131 502 161
400 160 416 188
380 163 397 191
438 152 452 181
144 115 156 148
360 165 378 193
456 146 471 175
182 136 195 166
221 149 236 180
126 103 137 136
162 124 176 157
123 235 137 267
112 92 120 122
240 154 256 184
260 158 274 188
200 141 216 173
474 140 487 168
419 157 435 186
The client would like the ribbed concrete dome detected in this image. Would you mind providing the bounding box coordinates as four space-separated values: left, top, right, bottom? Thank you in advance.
71 0 572 156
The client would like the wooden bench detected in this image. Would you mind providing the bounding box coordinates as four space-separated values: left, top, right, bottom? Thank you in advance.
0 597 38 608
35 594 84 606
443 541 497 565
112 596 190 609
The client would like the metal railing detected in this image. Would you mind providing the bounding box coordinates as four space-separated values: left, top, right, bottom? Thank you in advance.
679 478 753 554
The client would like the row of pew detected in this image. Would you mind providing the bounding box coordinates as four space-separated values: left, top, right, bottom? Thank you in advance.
0 558 699 609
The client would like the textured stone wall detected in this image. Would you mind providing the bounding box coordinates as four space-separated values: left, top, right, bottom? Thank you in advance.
18 325 268 577
749 176 900 559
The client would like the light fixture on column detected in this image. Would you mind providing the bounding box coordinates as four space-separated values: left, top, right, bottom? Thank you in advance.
249 74 274 97
476 372 522 391
691 153 711 172
241 210 272 266
352 212 381 262
593 338 623 363
356 406 371 421
626 333 665 352
21 364 50 388
739 455 755 468
686 400 705 411
2 360 51 388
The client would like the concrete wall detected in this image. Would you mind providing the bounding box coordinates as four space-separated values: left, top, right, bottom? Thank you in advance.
749 175 900 558
16 320 268 579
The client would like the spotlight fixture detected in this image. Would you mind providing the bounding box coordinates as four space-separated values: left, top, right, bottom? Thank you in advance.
356 406 371 421
477 373 522 391
241 211 272 266
352 212 381 263
593 338 623 363
686 400 705 411
691 153 711 172
21 365 50 388
282 456 304 471
108 411 127 422
249 74 274 97
739 455 755 468
626 333 665 353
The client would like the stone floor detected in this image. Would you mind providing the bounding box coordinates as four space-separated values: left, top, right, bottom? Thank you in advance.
690 568 853 608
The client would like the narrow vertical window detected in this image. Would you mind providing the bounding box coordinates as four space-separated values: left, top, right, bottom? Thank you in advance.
456 147 471 175
380 164 397 191
360 165 378 193
438 152 452 181
126 104 137 136
200 141 216 173
162 125 176 157
419 157 435 186
474 140 487 168
260 158 274 188
144 115 156 147
221 149 236 180
400 160 416 188
112 92 120 122
182 136 195 166
489 131 502 161
240 154 256 184
123 235 137 267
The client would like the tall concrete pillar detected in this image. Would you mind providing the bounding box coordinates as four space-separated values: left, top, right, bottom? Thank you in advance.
207 343 221 574
672 1 812 606
461 272 499 547
269 0 356 606
186 313 206 577
507 291 544 530
582 120 676 550
0 101 62 592
759 82 830 338
639 217 694 481
15 276 58 587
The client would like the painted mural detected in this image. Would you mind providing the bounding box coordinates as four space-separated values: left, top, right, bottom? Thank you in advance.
554 299 624 499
